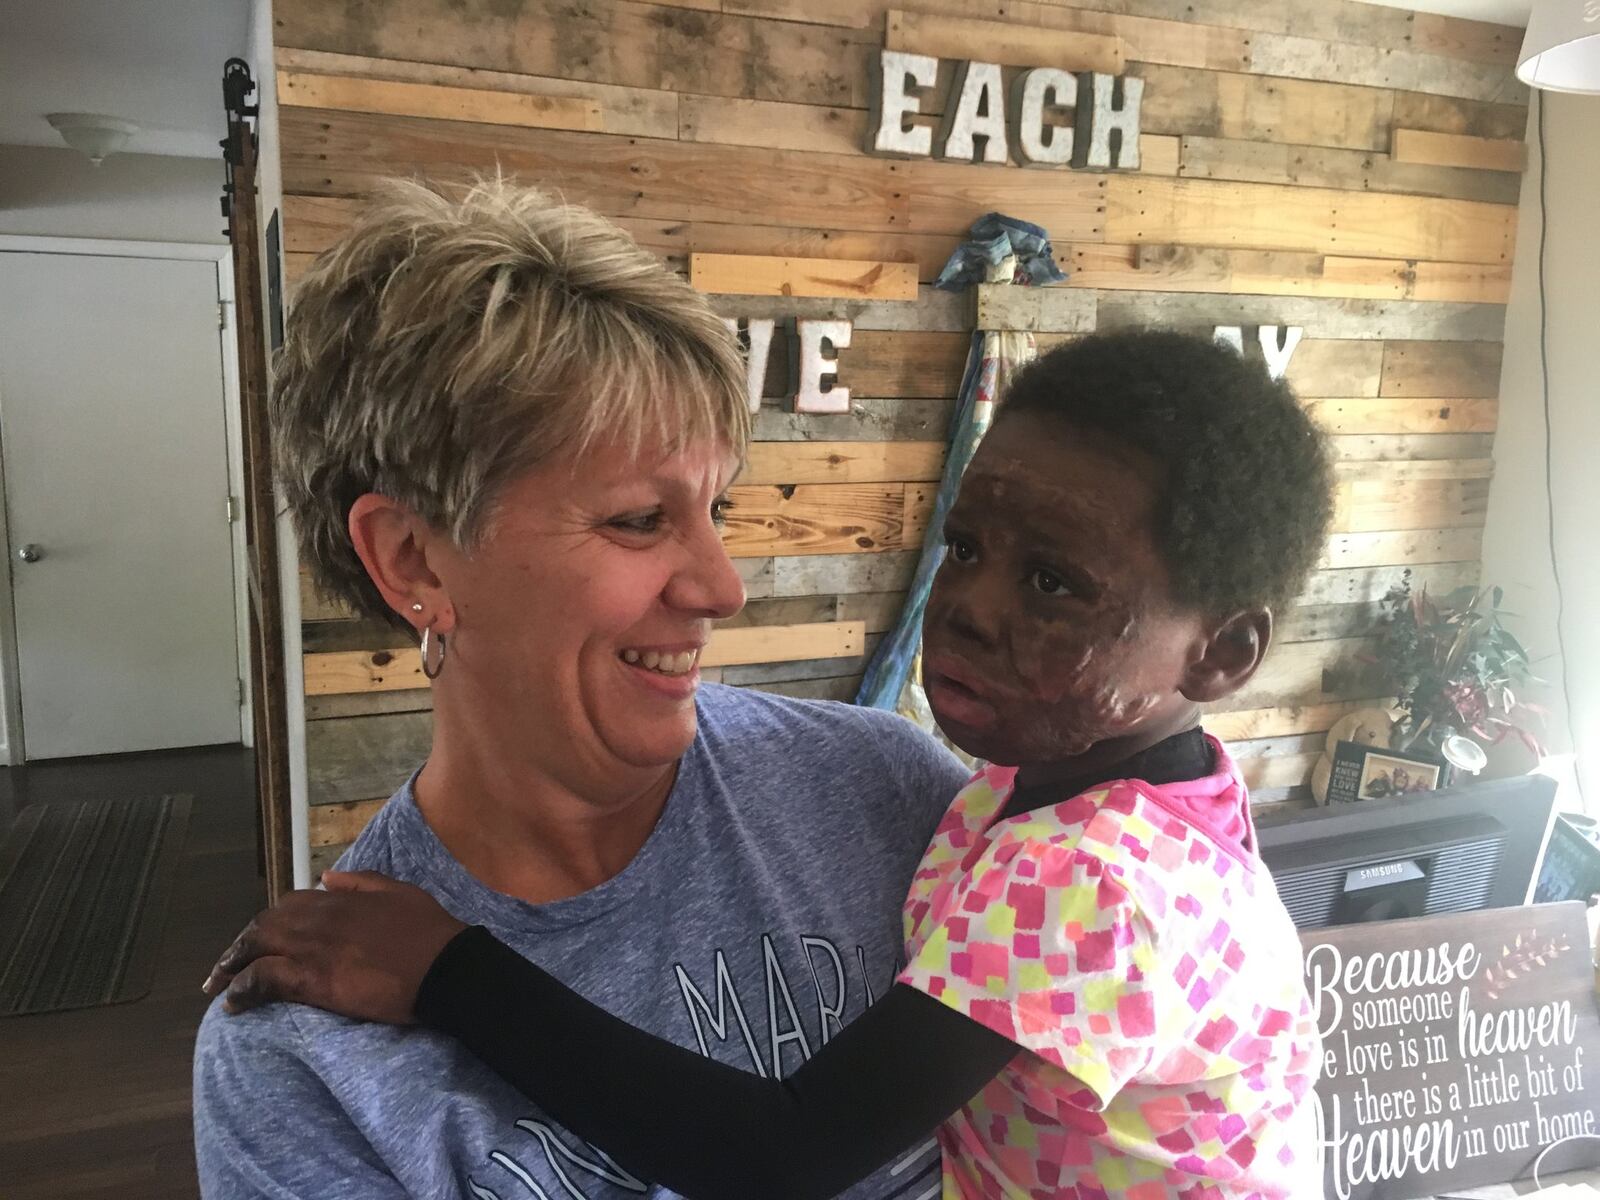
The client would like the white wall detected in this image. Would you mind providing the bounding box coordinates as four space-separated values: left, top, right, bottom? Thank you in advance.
1479 90 1600 808
0 145 226 244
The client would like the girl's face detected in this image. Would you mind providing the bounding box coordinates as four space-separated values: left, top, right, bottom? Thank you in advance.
922 410 1209 770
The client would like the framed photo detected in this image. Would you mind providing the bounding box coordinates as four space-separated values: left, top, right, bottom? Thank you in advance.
1326 739 1449 805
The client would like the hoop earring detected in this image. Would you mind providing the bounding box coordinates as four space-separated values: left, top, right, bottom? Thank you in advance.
420 625 447 680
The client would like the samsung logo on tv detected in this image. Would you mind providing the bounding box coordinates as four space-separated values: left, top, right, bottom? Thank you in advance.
1360 863 1407 880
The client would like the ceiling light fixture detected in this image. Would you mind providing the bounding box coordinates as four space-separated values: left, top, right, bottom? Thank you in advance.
45 112 140 165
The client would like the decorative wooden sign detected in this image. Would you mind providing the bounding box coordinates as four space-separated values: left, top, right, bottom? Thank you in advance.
867 49 1143 170
1303 902 1600 1199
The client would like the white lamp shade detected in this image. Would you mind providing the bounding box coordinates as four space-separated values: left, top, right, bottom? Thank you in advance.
1517 0 1600 93
45 113 140 164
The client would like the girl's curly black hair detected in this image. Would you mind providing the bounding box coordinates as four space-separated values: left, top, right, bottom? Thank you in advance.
995 328 1334 616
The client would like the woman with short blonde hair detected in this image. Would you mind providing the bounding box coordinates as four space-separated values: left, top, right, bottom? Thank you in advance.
194 178 967 1200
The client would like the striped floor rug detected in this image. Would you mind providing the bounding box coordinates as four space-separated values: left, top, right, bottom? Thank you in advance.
0 793 192 1016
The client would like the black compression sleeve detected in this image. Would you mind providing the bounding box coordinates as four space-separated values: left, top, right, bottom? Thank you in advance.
415 926 1018 1200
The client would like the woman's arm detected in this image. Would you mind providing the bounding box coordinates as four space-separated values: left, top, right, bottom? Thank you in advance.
206 872 1019 1200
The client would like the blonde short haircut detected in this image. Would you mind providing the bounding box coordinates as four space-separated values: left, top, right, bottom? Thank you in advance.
272 177 750 625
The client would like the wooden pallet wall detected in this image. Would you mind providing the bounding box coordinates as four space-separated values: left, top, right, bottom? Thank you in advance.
272 0 1525 869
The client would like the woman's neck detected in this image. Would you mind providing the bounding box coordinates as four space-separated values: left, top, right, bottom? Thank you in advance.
414 712 678 906
1015 702 1203 792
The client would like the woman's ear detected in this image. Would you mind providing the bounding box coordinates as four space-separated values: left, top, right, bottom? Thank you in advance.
1180 609 1273 704
347 494 455 634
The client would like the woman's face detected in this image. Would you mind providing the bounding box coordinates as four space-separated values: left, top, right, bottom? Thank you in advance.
922 410 1205 769
429 436 746 787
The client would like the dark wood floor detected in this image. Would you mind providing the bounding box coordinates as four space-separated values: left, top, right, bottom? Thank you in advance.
0 745 264 1200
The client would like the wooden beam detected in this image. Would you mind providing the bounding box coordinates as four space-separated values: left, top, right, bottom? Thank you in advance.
1319 527 1484 569
1070 244 1512 305
274 47 680 139
692 253 917 301
1205 700 1381 743
885 9 1126 74
1380 341 1503 397
741 441 945 485
1392 128 1525 173
305 620 867 696
1307 397 1498 435
1104 175 1517 265
1410 13 1522 68
974 285 1097 333
276 70 604 131
1095 290 1505 341
1177 134 1520 205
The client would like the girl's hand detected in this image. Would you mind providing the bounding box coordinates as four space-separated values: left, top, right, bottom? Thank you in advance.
201 871 467 1024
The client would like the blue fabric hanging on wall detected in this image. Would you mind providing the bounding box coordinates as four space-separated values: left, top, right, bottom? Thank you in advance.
855 214 1065 715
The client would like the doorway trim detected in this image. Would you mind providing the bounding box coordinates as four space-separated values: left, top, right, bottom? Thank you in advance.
0 235 254 765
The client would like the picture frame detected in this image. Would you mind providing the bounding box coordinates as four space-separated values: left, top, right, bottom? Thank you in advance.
1325 739 1450 805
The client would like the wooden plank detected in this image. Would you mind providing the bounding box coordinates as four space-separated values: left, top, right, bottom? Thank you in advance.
701 621 866 667
1078 246 1514 305
1331 457 1493 482
1319 527 1484 570
281 109 912 234
974 285 1097 333
1391 90 1529 141
1177 135 1522 205
1232 733 1327 791
722 632 880 685
274 47 682 139
1246 34 1525 105
1206 700 1379 743
276 71 604 131
718 594 840 629
1135 64 1395 152
1393 128 1525 172
1298 560 1476 607
741 441 945 485
1095 290 1505 341
885 9 1126 73
678 93 866 156
721 483 927 557
1306 397 1498 435
893 159 1107 240
306 711 431 807
1380 341 1503 397
1215 636 1377 712
1410 13 1522 68
837 332 970 398
1332 477 1490 533
1275 601 1384 644
1325 433 1494 461
657 9 878 108
709 286 967 332
305 621 867 697
772 551 920 596
1140 134 1182 176
1285 340 1385 398
310 798 387 848
1104 175 1516 265
275 0 670 90
835 590 907 634
753 397 956 442
1408 260 1514 305
307 690 434 721
692 253 917 301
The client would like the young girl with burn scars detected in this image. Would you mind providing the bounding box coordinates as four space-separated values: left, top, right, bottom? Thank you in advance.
207 330 1332 1198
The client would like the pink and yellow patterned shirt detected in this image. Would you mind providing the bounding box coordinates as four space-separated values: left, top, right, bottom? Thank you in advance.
898 740 1321 1199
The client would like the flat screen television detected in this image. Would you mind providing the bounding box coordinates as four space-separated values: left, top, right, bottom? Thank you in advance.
1255 774 1558 930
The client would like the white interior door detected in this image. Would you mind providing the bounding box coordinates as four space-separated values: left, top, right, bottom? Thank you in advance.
0 251 241 759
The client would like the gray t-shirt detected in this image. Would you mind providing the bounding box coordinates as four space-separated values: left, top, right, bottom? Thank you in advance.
194 684 969 1200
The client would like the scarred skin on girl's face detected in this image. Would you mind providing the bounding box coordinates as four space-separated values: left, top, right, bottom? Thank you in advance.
922 409 1214 780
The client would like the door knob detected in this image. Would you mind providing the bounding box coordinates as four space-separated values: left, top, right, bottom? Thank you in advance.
16 544 43 563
